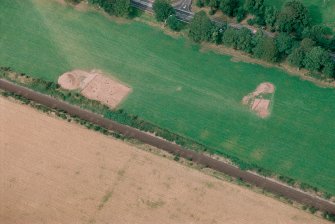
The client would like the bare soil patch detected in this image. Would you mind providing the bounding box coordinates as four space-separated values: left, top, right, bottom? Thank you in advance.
0 97 330 224
54 0 66 5
74 1 89 11
242 82 275 118
58 69 131 108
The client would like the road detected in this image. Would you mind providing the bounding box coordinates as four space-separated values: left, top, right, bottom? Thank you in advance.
174 0 192 12
132 0 333 61
130 0 274 35
131 0 194 22
1 78 335 215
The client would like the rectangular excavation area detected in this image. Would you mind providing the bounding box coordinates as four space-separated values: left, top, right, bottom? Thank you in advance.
242 82 275 118
58 70 131 109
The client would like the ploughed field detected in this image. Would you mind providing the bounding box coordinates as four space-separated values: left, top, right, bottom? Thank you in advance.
265 0 335 30
1 0 335 195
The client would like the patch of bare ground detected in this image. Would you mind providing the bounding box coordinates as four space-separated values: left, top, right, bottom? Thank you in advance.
74 1 90 11
242 82 275 118
58 70 131 109
53 0 66 5
0 96 330 224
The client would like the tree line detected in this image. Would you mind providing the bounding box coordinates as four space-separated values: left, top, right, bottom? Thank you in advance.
65 0 335 78
191 0 335 77
153 0 335 78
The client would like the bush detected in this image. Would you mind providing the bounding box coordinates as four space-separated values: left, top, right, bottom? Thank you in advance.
112 0 130 16
222 27 238 48
153 0 175 22
236 7 246 23
88 0 130 16
247 18 255 26
276 0 311 37
209 0 219 10
211 23 227 44
252 32 279 62
244 0 265 16
196 0 204 7
236 28 253 53
167 15 182 31
303 46 328 71
220 0 239 17
275 33 295 57
323 212 335 222
188 11 214 42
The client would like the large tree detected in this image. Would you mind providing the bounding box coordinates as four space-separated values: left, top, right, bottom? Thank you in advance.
167 14 181 31
303 46 329 71
209 0 219 10
222 27 238 48
88 0 130 16
244 0 264 15
287 38 313 68
236 28 253 53
323 61 335 77
264 6 278 29
153 0 175 22
211 23 227 44
236 7 246 22
302 25 332 48
276 0 311 37
220 0 239 17
188 11 214 42
111 0 130 16
252 32 278 62
275 33 295 57
300 38 315 51
288 47 305 68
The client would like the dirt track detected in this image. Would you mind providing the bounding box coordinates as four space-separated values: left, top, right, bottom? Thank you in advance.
0 96 330 224
1 78 335 215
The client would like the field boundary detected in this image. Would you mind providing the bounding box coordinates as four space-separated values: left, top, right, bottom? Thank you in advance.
1 78 335 215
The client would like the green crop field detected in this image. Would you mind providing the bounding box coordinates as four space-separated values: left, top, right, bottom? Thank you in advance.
1 0 335 194
265 0 335 30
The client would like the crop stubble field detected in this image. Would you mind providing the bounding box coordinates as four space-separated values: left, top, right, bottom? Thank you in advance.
0 96 330 224
1 0 335 195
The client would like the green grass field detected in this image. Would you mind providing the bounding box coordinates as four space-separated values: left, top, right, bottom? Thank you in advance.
265 0 335 30
1 0 335 194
